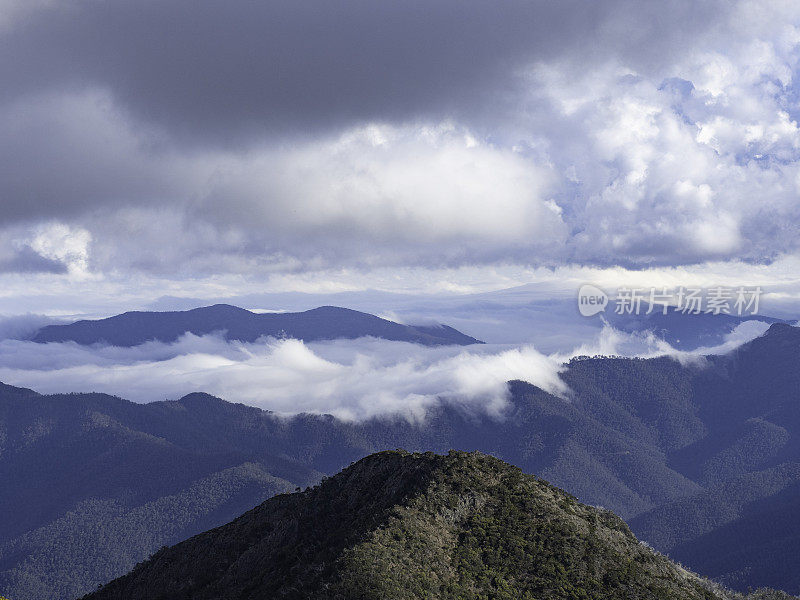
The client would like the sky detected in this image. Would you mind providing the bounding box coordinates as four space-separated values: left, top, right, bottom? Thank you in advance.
2 0 800 412
1 0 800 306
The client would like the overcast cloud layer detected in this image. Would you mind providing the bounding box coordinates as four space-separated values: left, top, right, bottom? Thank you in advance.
2 0 800 290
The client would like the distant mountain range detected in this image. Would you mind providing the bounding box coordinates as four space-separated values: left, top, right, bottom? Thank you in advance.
24 300 787 352
605 305 789 350
3 324 800 598
29 304 483 346
81 451 791 600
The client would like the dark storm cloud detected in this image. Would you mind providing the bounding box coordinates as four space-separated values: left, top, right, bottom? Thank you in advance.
0 0 727 145
0 90 191 222
2 0 800 277
0 246 66 274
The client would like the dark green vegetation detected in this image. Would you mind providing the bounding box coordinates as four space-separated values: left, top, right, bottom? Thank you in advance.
29 304 482 346
82 451 792 600
3 323 800 598
0 387 312 600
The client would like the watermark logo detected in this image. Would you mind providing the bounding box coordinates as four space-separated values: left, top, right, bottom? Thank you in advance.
578 285 762 317
578 284 609 316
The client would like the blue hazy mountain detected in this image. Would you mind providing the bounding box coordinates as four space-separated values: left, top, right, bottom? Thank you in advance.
3 324 800 598
604 305 789 349
29 304 483 346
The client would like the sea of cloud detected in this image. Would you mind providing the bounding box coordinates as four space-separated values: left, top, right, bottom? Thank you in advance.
0 317 770 421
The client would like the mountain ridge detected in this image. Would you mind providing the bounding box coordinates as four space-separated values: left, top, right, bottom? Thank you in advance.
81 450 793 600
29 304 483 347
605 305 790 350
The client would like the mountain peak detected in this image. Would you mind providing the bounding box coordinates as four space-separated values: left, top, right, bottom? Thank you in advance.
191 303 252 314
738 321 800 356
83 450 742 600
177 391 227 406
305 305 359 313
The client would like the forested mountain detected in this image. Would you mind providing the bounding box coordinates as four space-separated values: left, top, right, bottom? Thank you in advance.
0 388 316 600
631 465 800 593
82 451 791 600
3 323 800 598
29 304 482 346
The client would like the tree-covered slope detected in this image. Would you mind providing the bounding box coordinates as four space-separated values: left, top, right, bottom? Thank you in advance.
631 465 800 593
5 323 800 598
0 376 700 599
0 388 315 600
82 451 791 600
0 463 292 600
